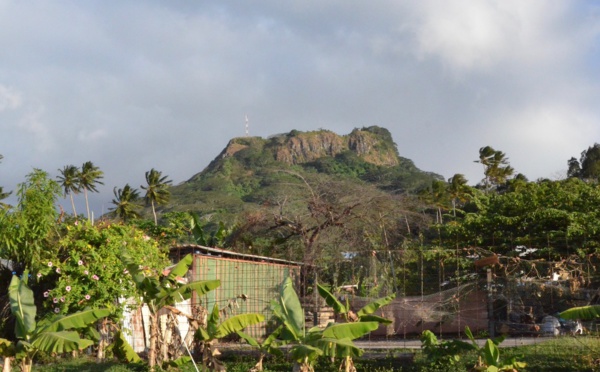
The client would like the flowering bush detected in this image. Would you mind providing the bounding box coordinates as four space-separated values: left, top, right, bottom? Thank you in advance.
36 220 169 315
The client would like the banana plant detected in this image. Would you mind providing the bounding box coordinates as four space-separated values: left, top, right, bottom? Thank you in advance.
236 326 284 372
463 326 526 372
317 283 394 324
272 278 379 372
125 253 221 369
195 303 265 371
560 305 600 320
0 272 110 372
317 284 394 371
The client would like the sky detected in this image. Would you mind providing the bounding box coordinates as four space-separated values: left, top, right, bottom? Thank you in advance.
1 0 600 216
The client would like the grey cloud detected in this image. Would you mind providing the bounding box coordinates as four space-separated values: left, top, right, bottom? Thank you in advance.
1 0 599 215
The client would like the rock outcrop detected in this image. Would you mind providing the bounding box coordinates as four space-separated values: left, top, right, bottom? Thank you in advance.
217 126 400 167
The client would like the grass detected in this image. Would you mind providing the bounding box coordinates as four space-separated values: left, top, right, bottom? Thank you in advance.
28 336 600 372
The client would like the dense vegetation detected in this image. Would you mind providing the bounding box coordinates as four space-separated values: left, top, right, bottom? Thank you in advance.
2 129 600 371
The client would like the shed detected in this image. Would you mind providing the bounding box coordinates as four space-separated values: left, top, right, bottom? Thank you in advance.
170 245 302 338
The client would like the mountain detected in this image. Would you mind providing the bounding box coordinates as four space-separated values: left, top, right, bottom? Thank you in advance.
163 126 442 224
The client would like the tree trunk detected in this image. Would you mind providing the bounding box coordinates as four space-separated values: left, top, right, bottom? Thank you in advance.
2 357 12 372
97 318 109 362
161 313 172 365
70 193 78 217
151 200 157 225
148 313 158 369
20 357 32 372
84 188 91 221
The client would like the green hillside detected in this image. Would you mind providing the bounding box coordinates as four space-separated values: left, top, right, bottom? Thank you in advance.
162 126 441 224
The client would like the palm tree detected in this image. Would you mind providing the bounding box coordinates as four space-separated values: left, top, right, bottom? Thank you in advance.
447 173 470 217
109 184 141 222
57 165 81 217
475 146 514 192
79 161 104 221
141 168 172 225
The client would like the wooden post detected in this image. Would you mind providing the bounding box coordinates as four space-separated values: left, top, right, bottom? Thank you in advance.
487 268 495 337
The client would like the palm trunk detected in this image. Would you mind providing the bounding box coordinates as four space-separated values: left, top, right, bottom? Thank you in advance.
84 188 91 221
70 193 78 217
151 200 157 225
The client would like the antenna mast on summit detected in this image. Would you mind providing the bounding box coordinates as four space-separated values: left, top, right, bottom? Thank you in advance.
245 114 250 137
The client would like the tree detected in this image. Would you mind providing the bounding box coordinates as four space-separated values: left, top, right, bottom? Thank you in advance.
141 168 172 225
78 161 104 221
576 143 600 180
57 164 81 217
475 146 514 191
567 157 581 179
0 169 61 271
447 174 471 217
418 179 449 224
109 184 141 222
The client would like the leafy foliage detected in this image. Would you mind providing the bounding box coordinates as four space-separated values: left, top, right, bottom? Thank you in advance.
0 169 62 271
141 168 172 225
109 184 141 222
195 303 265 371
38 220 169 315
125 253 220 368
272 278 378 372
560 305 600 320
3 272 110 372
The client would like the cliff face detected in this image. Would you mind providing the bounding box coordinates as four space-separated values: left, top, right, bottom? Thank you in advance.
218 126 400 167
272 130 346 164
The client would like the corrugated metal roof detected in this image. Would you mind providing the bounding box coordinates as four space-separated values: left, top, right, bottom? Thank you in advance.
169 244 304 266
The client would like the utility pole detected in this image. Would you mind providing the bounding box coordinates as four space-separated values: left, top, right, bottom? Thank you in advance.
245 114 249 137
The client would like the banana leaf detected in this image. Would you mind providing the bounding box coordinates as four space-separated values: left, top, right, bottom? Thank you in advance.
313 337 363 358
165 254 193 281
321 321 378 340
31 331 94 354
9 273 36 339
0 338 15 357
207 303 220 337
167 356 191 367
317 284 347 314
482 339 500 366
278 277 304 340
358 314 392 325
114 331 141 363
289 344 322 363
356 294 395 318
215 313 264 339
40 308 111 333
236 331 260 347
163 279 221 306
195 327 210 342
560 305 600 320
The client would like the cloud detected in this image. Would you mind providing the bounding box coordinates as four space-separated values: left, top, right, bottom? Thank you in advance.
402 0 598 73
0 1 599 215
0 84 22 111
